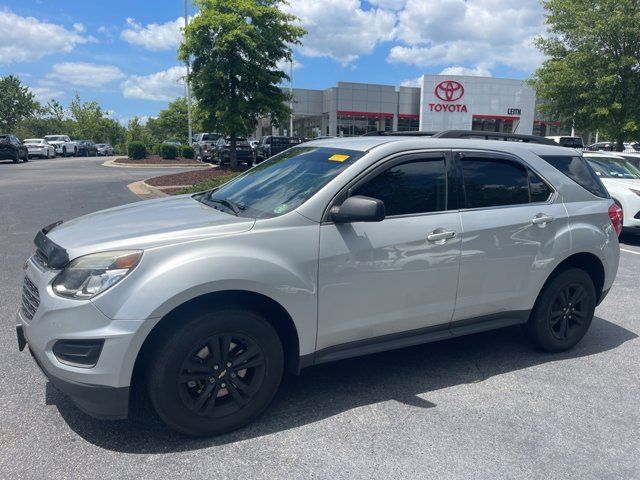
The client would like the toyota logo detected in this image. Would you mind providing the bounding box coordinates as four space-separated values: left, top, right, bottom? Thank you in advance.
435 80 465 102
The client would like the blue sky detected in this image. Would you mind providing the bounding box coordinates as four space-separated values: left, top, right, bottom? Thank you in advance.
0 0 547 123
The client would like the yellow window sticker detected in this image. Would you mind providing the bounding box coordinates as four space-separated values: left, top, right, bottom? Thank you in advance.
328 154 350 162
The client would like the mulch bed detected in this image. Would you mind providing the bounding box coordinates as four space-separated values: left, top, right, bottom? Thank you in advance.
146 167 246 187
114 155 206 165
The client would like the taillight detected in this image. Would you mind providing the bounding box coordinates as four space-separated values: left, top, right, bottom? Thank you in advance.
204 144 208 151
608 202 623 236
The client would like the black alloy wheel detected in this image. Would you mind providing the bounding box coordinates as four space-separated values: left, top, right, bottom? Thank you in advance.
548 283 589 341
524 267 596 352
147 308 284 436
177 333 266 418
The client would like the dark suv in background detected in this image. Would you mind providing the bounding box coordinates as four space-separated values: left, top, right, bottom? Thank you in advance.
213 137 253 165
0 134 29 163
76 140 98 157
255 136 302 163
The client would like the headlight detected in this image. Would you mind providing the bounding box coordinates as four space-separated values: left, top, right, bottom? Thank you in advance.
629 189 640 197
52 250 142 299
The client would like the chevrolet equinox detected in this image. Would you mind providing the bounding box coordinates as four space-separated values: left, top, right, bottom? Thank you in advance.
17 135 621 436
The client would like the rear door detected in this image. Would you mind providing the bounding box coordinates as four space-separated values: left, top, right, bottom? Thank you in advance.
451 150 569 324
317 151 462 351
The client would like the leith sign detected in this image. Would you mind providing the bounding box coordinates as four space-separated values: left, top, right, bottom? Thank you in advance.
428 80 468 112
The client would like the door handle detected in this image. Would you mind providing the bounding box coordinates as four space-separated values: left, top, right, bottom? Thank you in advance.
532 213 555 226
427 229 456 243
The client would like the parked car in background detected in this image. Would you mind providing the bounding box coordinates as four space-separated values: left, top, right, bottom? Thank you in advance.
23 138 55 159
76 140 98 157
587 141 615 151
255 136 303 163
193 133 222 162
584 152 640 229
95 143 114 156
546 136 584 149
212 136 253 165
44 135 77 157
617 153 640 169
0 134 29 163
17 134 620 436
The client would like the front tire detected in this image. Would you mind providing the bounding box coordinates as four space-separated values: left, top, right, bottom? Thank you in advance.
23 152 29 162
524 268 596 352
147 308 284 437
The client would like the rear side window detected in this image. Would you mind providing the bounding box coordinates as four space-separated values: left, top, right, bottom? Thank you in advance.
461 157 530 208
354 157 447 216
541 155 609 198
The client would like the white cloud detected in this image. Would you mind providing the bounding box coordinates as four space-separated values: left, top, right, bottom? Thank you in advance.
45 62 126 87
120 17 184 51
400 76 422 87
0 9 91 63
72 23 85 33
439 65 492 77
284 0 397 64
276 58 303 73
367 0 406 9
121 66 187 101
30 86 65 102
388 0 545 72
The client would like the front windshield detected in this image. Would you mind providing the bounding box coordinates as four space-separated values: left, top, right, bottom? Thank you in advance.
196 146 364 218
587 157 640 179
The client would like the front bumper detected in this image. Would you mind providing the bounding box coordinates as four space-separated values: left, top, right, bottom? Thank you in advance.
19 327 129 419
16 257 146 419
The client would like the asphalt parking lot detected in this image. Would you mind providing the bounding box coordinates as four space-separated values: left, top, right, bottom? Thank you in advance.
1 156 639 479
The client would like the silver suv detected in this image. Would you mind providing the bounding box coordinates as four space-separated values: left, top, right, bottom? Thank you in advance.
16 136 620 436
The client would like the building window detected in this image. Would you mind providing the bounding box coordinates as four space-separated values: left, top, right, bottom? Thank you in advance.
397 117 419 131
337 114 391 137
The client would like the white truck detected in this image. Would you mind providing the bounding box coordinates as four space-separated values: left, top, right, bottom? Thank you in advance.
44 135 78 157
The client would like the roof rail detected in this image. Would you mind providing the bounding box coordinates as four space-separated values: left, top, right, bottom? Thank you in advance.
431 130 557 145
361 131 438 137
361 129 556 145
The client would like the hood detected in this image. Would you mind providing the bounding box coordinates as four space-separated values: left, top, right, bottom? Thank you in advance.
600 178 640 190
47 194 255 257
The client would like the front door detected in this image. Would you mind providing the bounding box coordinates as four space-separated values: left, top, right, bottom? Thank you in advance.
317 151 462 351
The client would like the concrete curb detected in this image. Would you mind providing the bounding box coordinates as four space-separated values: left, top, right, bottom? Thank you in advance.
103 158 212 169
127 180 169 199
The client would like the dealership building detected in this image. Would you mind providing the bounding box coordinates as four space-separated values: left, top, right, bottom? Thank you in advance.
257 74 556 139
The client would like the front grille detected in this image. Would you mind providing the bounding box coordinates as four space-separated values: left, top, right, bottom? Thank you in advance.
21 276 40 321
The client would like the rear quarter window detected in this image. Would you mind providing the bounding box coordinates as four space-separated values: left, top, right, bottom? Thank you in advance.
540 155 609 198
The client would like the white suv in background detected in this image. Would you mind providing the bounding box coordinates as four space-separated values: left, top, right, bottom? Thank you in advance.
584 151 640 229
44 135 77 157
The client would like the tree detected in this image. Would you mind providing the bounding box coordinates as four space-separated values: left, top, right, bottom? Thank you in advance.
146 97 204 145
179 0 305 168
0 75 39 132
532 0 640 150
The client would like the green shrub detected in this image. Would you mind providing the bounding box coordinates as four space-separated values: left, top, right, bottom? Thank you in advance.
178 172 242 194
127 141 147 160
180 145 195 159
160 143 179 159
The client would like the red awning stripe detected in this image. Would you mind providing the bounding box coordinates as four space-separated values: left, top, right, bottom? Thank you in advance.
398 114 420 120
337 110 395 118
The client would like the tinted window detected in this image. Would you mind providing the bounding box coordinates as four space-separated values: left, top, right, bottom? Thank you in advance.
354 157 446 216
529 171 553 202
461 158 529 208
541 155 609 198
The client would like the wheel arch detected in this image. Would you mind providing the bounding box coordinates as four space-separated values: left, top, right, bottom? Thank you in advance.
544 252 606 305
131 289 302 393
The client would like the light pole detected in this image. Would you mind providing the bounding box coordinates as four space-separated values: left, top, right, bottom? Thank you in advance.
184 0 193 146
289 58 293 137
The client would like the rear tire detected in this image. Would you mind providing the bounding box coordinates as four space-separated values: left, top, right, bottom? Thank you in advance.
147 307 284 437
23 152 29 162
524 268 596 352
12 151 19 163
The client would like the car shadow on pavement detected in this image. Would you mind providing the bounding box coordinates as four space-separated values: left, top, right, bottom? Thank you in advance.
620 230 640 247
47 316 636 453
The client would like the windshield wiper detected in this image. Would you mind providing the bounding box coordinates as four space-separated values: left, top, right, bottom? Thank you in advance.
205 197 245 216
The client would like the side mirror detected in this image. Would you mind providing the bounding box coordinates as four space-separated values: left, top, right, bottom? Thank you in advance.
331 195 385 223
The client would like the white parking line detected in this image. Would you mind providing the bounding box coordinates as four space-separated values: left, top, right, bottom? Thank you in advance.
620 248 640 255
